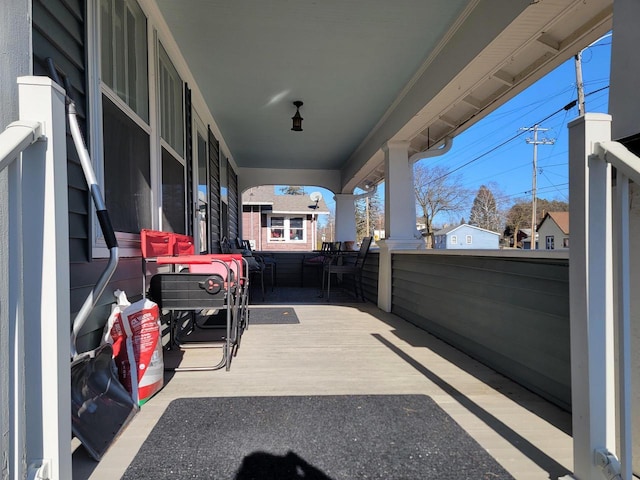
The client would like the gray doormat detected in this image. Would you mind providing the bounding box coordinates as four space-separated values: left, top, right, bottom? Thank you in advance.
122 395 513 479
249 307 300 324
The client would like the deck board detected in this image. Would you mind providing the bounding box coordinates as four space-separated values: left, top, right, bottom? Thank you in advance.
72 296 573 479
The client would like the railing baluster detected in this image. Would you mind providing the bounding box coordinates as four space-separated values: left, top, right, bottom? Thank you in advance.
613 170 632 480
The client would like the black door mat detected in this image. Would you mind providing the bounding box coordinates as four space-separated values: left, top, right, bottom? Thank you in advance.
249 307 300 324
122 395 513 479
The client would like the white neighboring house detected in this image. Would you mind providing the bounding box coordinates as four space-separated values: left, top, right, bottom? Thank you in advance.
433 224 500 249
537 211 569 250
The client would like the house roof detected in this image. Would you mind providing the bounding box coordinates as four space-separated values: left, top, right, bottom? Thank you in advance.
540 211 569 234
242 186 330 214
434 224 500 236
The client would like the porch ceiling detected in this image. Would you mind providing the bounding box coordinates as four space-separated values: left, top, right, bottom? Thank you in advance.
155 0 612 193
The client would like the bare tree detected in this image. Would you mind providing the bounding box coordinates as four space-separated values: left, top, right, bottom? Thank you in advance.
414 163 471 247
279 185 305 195
505 197 568 247
355 192 383 242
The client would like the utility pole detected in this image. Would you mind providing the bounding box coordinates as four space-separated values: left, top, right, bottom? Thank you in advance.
521 125 555 250
574 52 586 115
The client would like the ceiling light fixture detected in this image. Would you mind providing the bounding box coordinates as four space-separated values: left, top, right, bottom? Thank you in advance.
291 101 303 131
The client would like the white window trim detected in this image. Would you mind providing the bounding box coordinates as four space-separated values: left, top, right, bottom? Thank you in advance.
193 111 209 254
466 235 472 244
89 0 157 257
101 85 152 135
450 235 457 245
267 215 307 243
90 0 231 258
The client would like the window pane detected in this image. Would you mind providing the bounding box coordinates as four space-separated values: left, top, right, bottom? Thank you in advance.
100 0 113 87
103 95 151 233
270 217 284 241
100 0 148 121
161 148 186 234
159 43 184 155
114 0 124 95
290 217 303 241
126 7 137 113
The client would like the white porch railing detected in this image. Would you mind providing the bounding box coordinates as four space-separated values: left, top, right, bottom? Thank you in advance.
0 77 70 479
568 113 636 480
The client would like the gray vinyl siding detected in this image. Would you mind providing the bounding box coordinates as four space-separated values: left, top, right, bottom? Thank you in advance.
71 258 144 353
32 1 145 351
32 0 89 262
362 252 379 304
276 252 306 287
392 253 570 410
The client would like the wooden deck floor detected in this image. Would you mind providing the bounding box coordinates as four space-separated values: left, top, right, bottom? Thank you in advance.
72 290 573 479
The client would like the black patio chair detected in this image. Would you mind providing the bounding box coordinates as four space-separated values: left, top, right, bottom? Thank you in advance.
301 241 341 287
223 238 265 300
323 236 373 301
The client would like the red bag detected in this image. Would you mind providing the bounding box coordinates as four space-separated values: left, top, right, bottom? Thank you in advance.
104 291 164 406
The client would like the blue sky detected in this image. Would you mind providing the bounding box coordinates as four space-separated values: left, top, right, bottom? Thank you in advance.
284 33 612 226
422 33 612 219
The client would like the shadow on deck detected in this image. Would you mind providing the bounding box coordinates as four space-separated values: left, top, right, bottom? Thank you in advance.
72 286 573 480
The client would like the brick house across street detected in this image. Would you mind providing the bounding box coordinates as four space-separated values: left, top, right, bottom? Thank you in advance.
242 186 330 251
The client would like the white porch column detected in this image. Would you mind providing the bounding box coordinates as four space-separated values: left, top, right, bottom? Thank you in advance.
568 113 614 480
610 0 640 475
377 141 424 312
17 77 71 480
334 193 357 242
383 141 419 240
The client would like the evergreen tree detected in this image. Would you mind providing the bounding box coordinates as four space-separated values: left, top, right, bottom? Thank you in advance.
469 185 501 231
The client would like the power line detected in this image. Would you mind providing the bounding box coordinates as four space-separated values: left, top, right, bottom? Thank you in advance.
428 85 610 183
493 183 569 203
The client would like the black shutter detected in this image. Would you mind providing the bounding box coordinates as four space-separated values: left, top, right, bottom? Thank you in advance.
208 127 221 252
228 162 239 241
184 84 193 236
